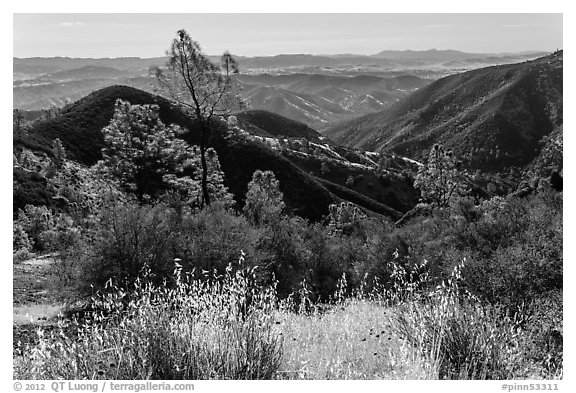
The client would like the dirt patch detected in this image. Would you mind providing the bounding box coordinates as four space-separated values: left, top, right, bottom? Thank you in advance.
13 254 78 354
13 254 61 306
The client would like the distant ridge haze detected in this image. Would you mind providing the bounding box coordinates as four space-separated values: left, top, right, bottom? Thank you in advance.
13 50 552 129
13 49 551 72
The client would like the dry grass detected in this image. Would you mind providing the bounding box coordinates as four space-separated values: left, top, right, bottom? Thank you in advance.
13 256 562 380
14 260 283 380
388 260 562 380
277 300 434 379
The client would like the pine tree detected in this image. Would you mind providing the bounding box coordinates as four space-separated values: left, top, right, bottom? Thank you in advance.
13 108 25 143
414 144 465 207
243 170 285 225
97 99 197 202
153 29 245 207
98 99 234 208
52 138 67 169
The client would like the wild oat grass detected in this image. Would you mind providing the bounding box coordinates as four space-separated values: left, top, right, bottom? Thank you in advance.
388 259 557 379
14 254 561 380
14 258 283 380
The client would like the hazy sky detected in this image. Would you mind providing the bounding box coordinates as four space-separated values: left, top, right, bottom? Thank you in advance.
13 13 563 58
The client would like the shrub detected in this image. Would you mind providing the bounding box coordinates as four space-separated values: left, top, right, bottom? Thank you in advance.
13 221 33 253
176 203 262 274
254 216 307 297
80 201 180 290
327 202 367 237
78 199 263 292
460 191 562 303
14 204 81 277
360 233 412 291
520 290 563 378
298 222 352 301
16 204 60 252
38 213 79 252
13 168 56 214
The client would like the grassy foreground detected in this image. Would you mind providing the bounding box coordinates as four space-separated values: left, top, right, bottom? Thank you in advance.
13 259 562 380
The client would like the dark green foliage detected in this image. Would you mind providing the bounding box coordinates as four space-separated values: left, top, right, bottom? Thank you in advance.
317 178 402 220
13 222 33 252
414 144 467 207
461 191 562 304
284 149 418 214
13 168 56 214
175 204 262 274
243 170 285 226
235 110 322 141
212 136 337 221
81 201 180 289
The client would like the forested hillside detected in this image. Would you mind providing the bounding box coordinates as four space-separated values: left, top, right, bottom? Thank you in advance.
325 51 563 172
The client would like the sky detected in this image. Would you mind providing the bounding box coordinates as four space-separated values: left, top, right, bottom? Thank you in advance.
13 13 563 58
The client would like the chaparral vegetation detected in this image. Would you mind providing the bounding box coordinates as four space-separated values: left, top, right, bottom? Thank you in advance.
13 31 562 380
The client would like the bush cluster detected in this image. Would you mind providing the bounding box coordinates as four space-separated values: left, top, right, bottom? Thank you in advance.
14 205 79 255
58 167 561 310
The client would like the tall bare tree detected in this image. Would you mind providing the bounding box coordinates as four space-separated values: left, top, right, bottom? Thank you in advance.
153 29 244 207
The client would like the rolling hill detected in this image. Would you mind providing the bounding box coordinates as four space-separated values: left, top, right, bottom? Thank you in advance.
13 75 155 110
235 110 323 141
15 85 414 221
237 73 429 129
324 51 563 172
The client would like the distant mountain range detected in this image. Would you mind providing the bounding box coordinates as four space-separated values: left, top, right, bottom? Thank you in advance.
14 50 547 76
13 50 548 129
370 49 546 61
324 51 563 172
13 57 165 79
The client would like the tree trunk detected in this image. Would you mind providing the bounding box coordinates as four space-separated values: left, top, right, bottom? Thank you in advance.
199 124 211 207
